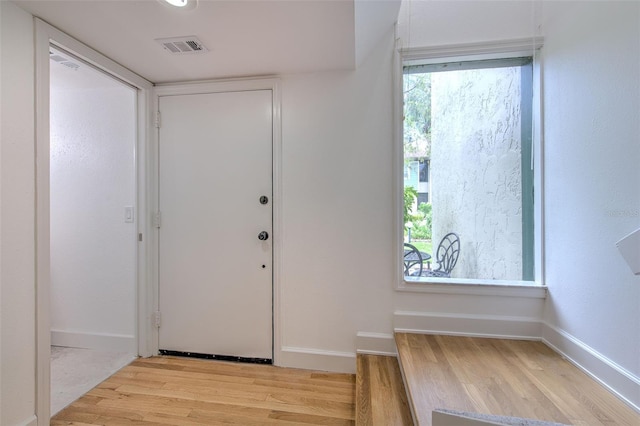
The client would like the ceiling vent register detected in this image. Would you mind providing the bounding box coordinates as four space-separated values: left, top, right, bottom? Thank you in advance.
155 36 209 54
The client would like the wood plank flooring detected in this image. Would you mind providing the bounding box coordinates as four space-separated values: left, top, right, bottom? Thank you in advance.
51 356 355 425
395 333 640 426
356 354 412 425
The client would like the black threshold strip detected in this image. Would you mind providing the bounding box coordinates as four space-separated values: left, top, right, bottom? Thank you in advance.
159 349 272 365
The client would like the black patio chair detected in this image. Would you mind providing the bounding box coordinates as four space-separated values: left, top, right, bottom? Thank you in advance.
422 233 460 278
403 243 423 276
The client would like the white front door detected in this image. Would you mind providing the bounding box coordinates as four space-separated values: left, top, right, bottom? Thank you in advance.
158 89 273 362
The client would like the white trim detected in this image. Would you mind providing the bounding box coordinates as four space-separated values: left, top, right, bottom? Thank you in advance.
137 71 156 360
16 415 38 426
152 77 283 366
154 77 280 94
35 18 152 425
35 19 52 426
51 330 137 354
392 33 405 293
394 311 542 340
533 47 545 284
402 37 544 64
394 38 546 293
280 346 356 374
541 322 640 413
398 280 547 298
356 332 397 356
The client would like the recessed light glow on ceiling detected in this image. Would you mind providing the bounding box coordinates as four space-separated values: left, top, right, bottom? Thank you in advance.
165 0 187 7
160 0 198 11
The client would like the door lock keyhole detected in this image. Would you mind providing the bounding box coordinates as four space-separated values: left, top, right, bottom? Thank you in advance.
259 196 269 205
258 231 269 241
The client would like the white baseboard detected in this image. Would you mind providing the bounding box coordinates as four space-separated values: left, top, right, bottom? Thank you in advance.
279 346 356 374
16 415 37 426
51 329 136 353
541 322 640 413
356 332 397 356
393 311 542 340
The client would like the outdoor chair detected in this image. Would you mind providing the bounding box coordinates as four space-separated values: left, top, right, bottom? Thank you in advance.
403 243 423 276
421 233 460 278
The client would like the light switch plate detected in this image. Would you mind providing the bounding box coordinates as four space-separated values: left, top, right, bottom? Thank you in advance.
125 206 134 223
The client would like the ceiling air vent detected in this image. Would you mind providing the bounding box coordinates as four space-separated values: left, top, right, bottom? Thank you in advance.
155 36 209 55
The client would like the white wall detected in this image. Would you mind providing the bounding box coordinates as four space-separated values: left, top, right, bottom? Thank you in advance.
278 28 398 368
397 0 538 50
50 60 137 353
0 2 37 425
540 0 640 407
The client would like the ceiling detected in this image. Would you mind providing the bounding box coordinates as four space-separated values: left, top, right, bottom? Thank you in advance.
16 0 401 84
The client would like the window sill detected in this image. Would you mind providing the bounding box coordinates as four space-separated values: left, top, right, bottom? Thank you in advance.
398 277 547 298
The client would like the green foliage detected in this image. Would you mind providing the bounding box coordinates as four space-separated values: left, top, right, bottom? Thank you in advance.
403 73 432 157
403 186 418 228
404 186 433 240
410 202 432 240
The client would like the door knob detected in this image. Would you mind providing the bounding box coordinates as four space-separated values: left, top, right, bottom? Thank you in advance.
258 231 269 241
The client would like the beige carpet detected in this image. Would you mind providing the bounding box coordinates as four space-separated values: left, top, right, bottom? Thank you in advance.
51 346 136 416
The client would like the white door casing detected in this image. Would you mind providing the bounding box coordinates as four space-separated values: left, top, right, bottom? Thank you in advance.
158 89 273 360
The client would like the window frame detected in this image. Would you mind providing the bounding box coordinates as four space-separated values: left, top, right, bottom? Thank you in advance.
394 38 545 295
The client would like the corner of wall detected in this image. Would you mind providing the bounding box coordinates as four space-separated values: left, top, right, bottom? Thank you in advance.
541 322 640 413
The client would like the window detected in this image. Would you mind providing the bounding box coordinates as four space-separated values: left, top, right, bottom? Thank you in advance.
402 56 536 283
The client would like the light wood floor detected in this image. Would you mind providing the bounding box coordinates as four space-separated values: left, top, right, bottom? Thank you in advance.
395 333 640 426
51 356 355 425
356 354 412 425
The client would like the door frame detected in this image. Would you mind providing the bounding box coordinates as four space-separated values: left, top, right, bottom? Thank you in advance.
152 79 283 364
34 19 154 424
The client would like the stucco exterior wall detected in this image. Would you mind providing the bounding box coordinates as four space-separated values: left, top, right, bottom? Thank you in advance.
431 67 523 280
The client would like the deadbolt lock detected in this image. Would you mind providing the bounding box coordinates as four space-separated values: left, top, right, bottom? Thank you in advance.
259 196 269 205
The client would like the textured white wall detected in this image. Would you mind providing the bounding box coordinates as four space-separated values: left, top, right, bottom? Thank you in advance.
541 0 640 377
0 1 37 424
50 64 137 344
431 67 523 280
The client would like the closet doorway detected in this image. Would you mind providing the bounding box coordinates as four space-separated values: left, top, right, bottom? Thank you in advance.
49 46 137 415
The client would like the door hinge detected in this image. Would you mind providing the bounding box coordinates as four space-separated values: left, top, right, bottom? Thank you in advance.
155 111 161 128
153 311 161 328
153 211 161 228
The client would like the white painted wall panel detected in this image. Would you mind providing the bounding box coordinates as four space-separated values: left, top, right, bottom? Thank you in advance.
0 1 37 423
279 29 397 355
540 0 640 377
397 0 539 50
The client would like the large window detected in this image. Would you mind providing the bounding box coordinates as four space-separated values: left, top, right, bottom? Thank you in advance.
402 57 535 283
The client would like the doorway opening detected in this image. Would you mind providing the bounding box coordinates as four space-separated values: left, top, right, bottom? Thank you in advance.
36 19 154 423
48 46 138 415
